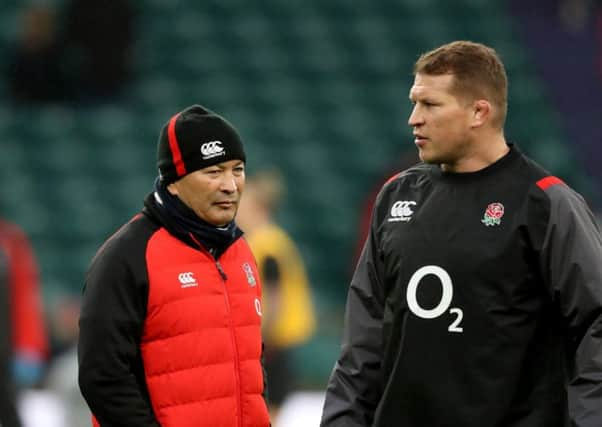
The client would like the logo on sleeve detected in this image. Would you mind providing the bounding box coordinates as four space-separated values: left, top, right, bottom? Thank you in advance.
178 272 198 288
481 202 504 226
388 201 417 222
242 262 257 287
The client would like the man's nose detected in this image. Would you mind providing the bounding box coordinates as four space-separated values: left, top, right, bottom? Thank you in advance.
220 174 237 192
408 106 422 127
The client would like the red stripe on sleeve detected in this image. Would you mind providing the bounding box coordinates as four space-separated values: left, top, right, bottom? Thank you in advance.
536 176 565 190
168 113 186 177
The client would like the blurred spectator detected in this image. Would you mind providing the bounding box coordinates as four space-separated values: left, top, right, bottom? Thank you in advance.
0 218 48 427
61 0 136 101
5 4 67 104
236 169 316 422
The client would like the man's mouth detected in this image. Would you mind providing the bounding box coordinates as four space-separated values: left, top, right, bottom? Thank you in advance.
414 134 428 145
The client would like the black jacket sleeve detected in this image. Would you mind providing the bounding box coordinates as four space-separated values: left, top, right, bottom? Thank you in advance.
78 236 160 427
536 184 602 427
320 208 386 426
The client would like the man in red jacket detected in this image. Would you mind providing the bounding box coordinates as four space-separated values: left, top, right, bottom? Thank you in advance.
78 105 270 427
0 218 48 427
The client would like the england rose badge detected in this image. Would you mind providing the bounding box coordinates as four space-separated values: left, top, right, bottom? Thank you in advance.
481 202 504 226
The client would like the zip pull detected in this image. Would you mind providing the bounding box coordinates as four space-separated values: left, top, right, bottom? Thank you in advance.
216 261 228 281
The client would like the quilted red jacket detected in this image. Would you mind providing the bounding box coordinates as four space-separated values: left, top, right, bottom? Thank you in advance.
80 204 269 427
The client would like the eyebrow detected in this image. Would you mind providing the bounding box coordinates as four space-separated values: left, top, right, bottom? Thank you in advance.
408 86 421 100
209 161 245 171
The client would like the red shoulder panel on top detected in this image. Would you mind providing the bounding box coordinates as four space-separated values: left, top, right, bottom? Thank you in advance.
384 172 401 185
536 176 565 190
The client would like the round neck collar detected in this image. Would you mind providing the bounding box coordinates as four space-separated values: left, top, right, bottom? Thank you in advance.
432 144 518 182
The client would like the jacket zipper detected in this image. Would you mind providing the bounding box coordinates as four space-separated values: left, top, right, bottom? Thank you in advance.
189 233 243 427
216 259 243 427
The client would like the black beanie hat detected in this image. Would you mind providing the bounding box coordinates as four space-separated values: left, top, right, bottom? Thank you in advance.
157 105 246 184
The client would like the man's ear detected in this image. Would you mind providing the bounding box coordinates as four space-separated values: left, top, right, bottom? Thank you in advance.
471 99 491 128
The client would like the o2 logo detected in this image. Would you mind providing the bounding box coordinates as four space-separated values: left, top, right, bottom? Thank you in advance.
406 265 463 333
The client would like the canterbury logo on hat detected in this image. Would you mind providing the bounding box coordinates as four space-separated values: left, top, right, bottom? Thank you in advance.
201 141 225 159
156 104 246 184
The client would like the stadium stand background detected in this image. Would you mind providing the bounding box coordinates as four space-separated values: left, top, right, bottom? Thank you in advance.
0 0 600 392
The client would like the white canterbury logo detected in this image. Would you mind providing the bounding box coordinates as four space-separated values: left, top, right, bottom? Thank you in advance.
201 141 225 159
178 272 198 288
388 201 416 222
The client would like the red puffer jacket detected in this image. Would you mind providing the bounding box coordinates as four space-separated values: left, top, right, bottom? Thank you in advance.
142 228 268 427
81 211 269 427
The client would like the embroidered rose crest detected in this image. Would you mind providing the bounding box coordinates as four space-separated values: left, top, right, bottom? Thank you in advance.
481 202 504 226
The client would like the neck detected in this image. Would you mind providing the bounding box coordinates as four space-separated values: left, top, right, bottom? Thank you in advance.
147 180 242 258
441 132 508 173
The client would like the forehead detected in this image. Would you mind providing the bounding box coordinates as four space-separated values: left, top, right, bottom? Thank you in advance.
179 159 245 184
409 73 455 99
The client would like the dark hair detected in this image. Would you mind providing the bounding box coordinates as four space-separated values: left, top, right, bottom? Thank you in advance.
414 40 508 128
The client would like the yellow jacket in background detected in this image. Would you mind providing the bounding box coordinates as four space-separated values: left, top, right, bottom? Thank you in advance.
245 223 316 348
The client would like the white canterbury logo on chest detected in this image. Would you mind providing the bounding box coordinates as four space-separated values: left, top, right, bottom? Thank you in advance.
178 272 198 288
388 200 417 222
